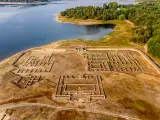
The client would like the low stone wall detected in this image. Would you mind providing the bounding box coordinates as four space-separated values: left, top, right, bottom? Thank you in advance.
87 48 160 74
33 48 66 53
12 52 25 66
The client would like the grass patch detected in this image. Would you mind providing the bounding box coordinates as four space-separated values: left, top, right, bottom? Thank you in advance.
57 15 160 66
57 15 139 48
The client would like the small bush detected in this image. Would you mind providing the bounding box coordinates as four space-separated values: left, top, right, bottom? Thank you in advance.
147 35 160 58
119 14 125 20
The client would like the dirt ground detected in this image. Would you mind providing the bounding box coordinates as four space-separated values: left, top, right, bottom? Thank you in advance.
0 45 160 120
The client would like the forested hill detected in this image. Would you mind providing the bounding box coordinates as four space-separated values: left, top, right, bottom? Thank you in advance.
60 1 160 58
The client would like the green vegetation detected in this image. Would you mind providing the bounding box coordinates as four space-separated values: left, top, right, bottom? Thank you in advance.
58 20 135 48
61 0 160 58
118 14 125 20
60 1 158 44
60 0 160 58
60 2 129 21
147 35 160 58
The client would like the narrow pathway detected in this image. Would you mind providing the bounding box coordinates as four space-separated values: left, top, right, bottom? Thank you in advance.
125 20 135 27
0 103 141 120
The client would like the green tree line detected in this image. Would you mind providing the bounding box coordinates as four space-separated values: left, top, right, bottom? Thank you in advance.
60 1 160 58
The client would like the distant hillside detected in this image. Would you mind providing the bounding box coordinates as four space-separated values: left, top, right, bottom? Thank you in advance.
0 0 48 3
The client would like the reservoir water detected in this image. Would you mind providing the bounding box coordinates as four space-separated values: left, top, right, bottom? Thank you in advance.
0 0 135 61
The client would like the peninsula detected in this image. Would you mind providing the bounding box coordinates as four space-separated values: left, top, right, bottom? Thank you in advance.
0 1 160 120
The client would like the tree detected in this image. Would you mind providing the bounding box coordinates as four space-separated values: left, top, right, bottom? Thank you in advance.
108 2 118 9
121 8 129 19
103 3 108 9
82 16 87 20
119 14 125 20
60 11 66 16
60 1 160 57
147 35 160 58
153 29 160 36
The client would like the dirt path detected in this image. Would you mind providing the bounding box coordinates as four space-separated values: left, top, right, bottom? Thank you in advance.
0 103 140 120
125 20 135 27
144 45 148 53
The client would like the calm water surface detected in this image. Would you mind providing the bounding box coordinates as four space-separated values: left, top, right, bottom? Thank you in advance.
0 0 134 60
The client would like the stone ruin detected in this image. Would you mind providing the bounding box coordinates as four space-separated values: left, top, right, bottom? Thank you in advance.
0 109 11 120
14 53 54 75
10 74 41 89
75 47 87 52
83 51 143 72
54 74 106 102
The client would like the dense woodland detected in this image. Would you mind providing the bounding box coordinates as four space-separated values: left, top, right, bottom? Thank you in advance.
60 1 160 58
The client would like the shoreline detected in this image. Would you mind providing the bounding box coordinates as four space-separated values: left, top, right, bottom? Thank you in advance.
54 14 160 66
0 2 49 5
55 14 108 25
0 40 62 65
0 14 137 64
0 14 159 67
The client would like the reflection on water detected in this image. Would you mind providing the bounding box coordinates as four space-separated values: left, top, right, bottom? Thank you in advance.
0 0 134 61
83 24 115 35
78 24 114 40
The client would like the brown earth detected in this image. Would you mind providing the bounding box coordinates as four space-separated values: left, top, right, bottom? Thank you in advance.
0 45 159 120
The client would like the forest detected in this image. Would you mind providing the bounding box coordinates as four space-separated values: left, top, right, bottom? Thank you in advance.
60 1 160 58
